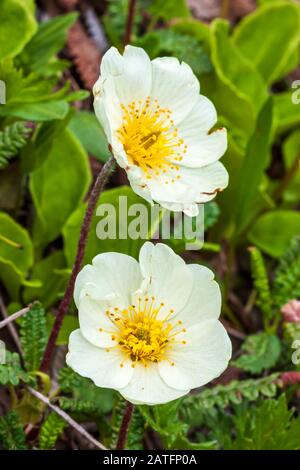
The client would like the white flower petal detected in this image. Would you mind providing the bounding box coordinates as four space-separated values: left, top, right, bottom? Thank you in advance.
180 94 217 133
177 127 227 168
175 264 221 327
158 200 200 217
74 252 142 307
100 47 124 78
126 165 154 204
179 161 229 203
94 75 123 139
158 320 232 391
151 57 199 125
78 296 119 348
102 45 152 106
138 242 193 314
66 329 133 389
119 363 189 405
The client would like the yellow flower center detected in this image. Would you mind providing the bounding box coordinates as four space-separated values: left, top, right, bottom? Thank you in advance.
102 297 187 367
117 98 187 181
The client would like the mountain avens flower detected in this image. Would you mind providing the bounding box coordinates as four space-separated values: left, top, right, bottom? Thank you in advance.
93 46 228 216
66 242 232 405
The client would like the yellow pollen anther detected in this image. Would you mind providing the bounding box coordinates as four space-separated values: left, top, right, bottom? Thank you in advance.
117 98 186 178
102 298 185 366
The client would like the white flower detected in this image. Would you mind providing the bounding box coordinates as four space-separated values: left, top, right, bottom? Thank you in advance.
66 242 232 405
93 46 228 216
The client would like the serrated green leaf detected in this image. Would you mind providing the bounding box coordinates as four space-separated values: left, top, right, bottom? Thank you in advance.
0 351 32 386
0 411 27 450
19 302 47 371
39 413 66 450
225 395 300 450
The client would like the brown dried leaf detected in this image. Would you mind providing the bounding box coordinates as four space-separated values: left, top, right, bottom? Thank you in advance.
68 21 101 90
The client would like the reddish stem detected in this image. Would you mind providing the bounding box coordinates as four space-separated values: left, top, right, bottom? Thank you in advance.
124 0 137 45
40 156 115 373
116 402 134 450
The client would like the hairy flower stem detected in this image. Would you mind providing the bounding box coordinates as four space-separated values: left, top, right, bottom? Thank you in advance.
124 0 137 45
116 402 134 450
40 156 116 373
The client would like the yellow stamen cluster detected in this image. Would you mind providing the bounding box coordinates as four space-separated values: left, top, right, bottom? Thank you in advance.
117 97 187 181
101 297 187 367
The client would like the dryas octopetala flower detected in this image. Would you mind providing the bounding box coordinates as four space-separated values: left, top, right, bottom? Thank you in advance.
66 242 232 405
93 46 228 216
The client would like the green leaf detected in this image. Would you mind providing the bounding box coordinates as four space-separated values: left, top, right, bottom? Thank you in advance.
68 111 110 162
47 314 79 345
282 130 300 204
225 395 300 450
140 400 188 448
0 212 33 298
39 413 66 450
63 185 153 267
19 302 47 371
233 2 300 84
174 435 218 450
249 210 300 258
110 396 145 450
181 374 279 419
249 247 273 325
234 98 273 234
0 411 27 450
30 128 91 248
208 19 267 136
149 0 190 21
0 122 30 169
21 112 73 173
273 91 300 135
273 236 300 308
20 13 78 73
0 0 37 60
135 30 211 76
232 332 281 374
171 18 210 47
0 100 70 122
0 351 32 386
23 251 67 309
58 367 115 415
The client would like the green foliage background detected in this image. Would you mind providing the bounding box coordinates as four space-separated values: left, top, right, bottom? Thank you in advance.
0 0 300 451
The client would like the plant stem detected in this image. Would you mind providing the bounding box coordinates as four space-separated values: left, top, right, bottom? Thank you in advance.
0 306 30 329
116 401 134 450
124 0 137 45
27 387 107 450
40 156 115 373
